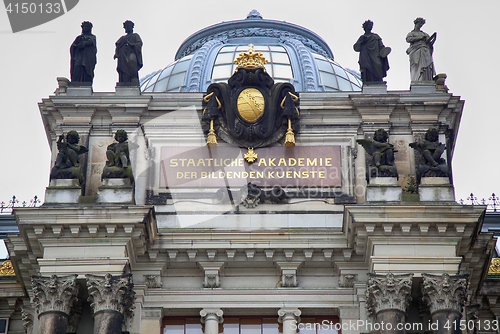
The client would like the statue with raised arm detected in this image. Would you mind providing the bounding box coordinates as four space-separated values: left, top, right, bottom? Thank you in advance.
353 20 391 83
70 21 97 84
102 130 133 181
50 131 88 182
114 20 143 85
406 17 436 81
357 129 398 178
410 128 449 181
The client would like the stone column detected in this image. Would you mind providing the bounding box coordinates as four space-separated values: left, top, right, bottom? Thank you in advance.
200 308 223 334
141 308 162 334
366 273 413 334
339 307 360 334
87 273 135 334
278 308 301 334
422 273 469 334
31 274 79 334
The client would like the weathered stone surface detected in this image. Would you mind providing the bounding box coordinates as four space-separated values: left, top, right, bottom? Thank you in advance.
422 273 468 314
31 274 79 316
366 183 402 202
93 310 124 334
86 273 135 316
45 180 81 204
366 272 413 315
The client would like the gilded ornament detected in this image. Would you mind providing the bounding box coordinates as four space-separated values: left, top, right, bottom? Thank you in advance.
489 258 500 274
234 44 268 69
244 148 258 163
0 260 15 276
237 88 265 122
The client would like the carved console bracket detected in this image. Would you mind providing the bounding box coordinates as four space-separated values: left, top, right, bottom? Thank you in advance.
199 262 224 288
276 262 302 288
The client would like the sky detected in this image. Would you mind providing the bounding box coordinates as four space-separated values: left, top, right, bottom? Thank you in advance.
0 0 499 210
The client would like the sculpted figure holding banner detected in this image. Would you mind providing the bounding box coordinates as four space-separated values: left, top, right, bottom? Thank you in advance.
70 21 97 84
353 20 391 83
114 20 143 85
406 17 436 81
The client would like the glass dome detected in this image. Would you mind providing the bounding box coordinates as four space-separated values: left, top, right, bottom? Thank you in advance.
140 10 361 93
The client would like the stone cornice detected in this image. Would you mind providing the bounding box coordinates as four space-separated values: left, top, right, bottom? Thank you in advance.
422 273 468 314
366 272 413 316
31 274 78 316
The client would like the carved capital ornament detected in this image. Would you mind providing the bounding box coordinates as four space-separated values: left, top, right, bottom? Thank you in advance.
31 274 79 316
422 273 469 314
366 272 413 316
86 273 135 317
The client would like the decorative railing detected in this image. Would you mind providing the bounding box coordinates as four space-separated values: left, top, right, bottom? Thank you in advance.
0 196 41 215
458 193 500 212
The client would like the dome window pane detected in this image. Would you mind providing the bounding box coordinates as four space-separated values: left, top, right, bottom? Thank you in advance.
158 66 174 81
220 46 236 52
271 52 290 64
319 71 339 90
167 73 186 90
332 63 348 79
270 46 286 52
316 59 332 72
260 51 271 61
254 45 268 51
171 60 191 75
153 78 169 92
264 64 273 76
273 64 293 79
212 64 233 80
337 76 353 91
215 52 236 64
143 84 154 92
236 45 248 51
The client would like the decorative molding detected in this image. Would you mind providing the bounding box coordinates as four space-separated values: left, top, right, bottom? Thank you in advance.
422 273 468 314
31 274 79 316
283 38 318 91
339 274 356 288
366 272 413 316
186 39 224 92
278 307 301 323
199 262 224 288
86 273 135 319
142 308 162 319
200 308 224 323
67 298 83 333
339 306 360 319
21 306 34 334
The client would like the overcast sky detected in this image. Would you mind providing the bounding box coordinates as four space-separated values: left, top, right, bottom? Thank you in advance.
0 0 499 209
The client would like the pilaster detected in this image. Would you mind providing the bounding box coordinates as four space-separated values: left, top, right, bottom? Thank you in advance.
200 308 223 334
278 308 301 334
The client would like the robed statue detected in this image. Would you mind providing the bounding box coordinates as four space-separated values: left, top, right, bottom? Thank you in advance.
353 20 391 83
102 130 133 181
70 21 97 84
50 131 88 182
114 20 143 85
357 129 398 178
406 17 436 81
410 128 449 181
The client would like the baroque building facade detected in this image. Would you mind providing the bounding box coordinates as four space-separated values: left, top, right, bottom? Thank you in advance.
1 11 500 334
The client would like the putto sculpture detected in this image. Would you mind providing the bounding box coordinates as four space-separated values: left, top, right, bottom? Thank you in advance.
102 130 133 181
114 20 143 85
70 21 97 84
50 131 88 182
357 129 398 178
406 17 436 81
410 128 449 181
353 20 391 83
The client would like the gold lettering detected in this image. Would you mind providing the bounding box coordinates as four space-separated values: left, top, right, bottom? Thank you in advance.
230 159 237 166
256 171 264 178
239 159 244 167
319 171 325 178
286 171 292 178
325 158 332 166
233 172 240 178
224 159 231 166
294 171 301 178
207 158 213 166
218 172 225 178
278 158 286 166
298 158 305 166
288 158 297 166
170 159 178 167
242 172 249 178
226 172 232 178
191 172 197 178
258 158 267 166
268 171 275 178
311 171 318 178
187 159 195 167
201 172 207 178
177 172 183 179
302 171 309 178
277 172 284 178
250 171 256 178
179 158 187 166
197 159 206 167
307 158 317 166
269 158 276 166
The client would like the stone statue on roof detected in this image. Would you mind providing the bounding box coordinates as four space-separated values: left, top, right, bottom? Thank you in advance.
353 20 391 83
70 21 97 84
114 20 143 86
406 17 436 81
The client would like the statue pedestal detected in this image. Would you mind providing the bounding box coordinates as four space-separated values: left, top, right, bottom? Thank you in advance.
362 82 387 94
366 177 401 202
44 179 82 204
115 85 140 96
97 178 134 204
67 85 93 96
418 177 455 202
410 81 436 94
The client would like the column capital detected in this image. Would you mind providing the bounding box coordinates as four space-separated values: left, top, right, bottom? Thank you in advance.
200 308 224 323
366 272 413 316
278 308 301 323
86 273 135 317
31 274 79 316
422 273 468 314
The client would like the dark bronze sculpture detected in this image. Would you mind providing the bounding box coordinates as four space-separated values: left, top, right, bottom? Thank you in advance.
406 18 436 81
410 128 448 181
353 20 390 83
114 20 143 86
357 129 398 178
70 21 97 84
102 130 133 181
50 131 88 182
